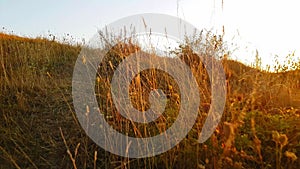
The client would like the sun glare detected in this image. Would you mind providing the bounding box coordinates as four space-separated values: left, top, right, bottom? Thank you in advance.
177 0 300 72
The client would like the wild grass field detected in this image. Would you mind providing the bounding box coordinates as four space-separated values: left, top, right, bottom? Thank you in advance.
1 32 300 169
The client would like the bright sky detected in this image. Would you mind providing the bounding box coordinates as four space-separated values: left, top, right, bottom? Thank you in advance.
1 0 300 70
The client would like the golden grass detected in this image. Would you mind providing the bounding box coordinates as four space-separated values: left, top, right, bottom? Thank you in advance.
1 32 300 169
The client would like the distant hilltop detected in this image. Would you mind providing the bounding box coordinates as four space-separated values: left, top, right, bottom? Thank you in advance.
1 33 299 111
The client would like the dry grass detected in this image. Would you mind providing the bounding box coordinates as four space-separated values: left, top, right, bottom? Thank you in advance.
1 32 300 169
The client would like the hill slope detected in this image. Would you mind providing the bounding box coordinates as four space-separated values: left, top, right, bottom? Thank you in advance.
1 33 300 169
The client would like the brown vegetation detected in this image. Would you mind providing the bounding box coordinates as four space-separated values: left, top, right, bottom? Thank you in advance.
1 33 300 168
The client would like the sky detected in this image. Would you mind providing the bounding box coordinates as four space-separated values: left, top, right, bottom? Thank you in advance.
1 0 300 70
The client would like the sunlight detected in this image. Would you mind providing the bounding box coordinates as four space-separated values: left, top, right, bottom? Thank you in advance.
135 33 181 57
177 0 300 71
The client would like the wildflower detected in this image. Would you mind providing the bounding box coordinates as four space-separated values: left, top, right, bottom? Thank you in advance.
284 151 297 161
279 134 288 147
205 158 209 164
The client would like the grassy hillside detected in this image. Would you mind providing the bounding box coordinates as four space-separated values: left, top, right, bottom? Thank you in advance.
1 33 300 169
0 33 82 168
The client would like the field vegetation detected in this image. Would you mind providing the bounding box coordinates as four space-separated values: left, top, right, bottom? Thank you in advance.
1 32 300 169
